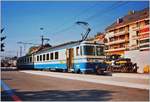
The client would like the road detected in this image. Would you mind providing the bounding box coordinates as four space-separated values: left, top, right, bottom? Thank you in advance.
1 70 149 101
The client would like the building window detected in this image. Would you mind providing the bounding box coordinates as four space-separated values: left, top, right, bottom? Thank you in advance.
43 54 45 61
37 56 39 62
140 39 150 44
40 55 42 61
50 53 53 60
55 52 59 59
145 20 149 25
119 27 125 32
120 35 125 40
136 22 140 27
140 44 150 48
76 47 79 56
46 53 49 60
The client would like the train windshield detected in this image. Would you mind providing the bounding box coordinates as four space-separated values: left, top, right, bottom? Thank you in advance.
83 45 95 56
96 46 104 56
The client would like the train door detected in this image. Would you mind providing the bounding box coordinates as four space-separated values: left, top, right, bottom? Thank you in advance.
66 48 74 72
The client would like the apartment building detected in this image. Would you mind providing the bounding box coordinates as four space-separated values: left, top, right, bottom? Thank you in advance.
105 8 149 55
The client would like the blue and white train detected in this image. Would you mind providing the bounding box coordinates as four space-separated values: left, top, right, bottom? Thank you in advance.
17 40 107 74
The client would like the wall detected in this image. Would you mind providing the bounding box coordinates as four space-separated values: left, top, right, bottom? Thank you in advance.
124 50 150 73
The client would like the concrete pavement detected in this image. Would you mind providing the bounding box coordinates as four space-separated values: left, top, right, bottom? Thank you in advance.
21 70 149 90
1 70 149 101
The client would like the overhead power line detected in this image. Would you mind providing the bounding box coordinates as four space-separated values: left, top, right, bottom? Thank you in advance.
52 24 75 35
51 3 98 35
91 1 129 29
50 1 129 39
85 1 125 21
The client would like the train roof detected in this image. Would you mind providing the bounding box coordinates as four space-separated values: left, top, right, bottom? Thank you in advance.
36 40 104 54
19 40 104 57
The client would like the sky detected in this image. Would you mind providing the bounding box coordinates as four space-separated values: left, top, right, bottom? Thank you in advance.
1 1 149 57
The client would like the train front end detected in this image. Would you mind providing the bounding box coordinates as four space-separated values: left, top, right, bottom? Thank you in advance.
74 41 107 74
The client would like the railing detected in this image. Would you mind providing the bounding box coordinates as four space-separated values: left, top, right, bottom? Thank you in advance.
105 47 126 52
105 32 115 38
132 26 140 31
106 39 129 45
114 30 129 36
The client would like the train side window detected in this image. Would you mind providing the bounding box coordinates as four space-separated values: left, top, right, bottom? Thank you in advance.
76 47 79 56
40 55 42 61
50 53 53 60
80 46 82 56
43 54 45 61
46 53 49 60
23 58 25 63
37 56 39 62
28 57 30 63
55 52 59 59
25 58 27 63
30 57 32 62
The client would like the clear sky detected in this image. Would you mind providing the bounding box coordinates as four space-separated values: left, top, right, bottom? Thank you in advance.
1 1 149 57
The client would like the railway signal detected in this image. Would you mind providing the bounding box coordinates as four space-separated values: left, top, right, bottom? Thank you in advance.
1 28 6 52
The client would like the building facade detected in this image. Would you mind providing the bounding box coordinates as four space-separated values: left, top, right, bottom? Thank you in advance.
105 8 149 55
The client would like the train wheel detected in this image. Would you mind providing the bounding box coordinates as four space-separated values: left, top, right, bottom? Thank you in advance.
96 68 104 75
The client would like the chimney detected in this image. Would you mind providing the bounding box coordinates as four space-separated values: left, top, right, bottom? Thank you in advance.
128 10 135 15
117 18 123 24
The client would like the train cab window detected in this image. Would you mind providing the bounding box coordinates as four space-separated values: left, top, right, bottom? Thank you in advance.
50 53 53 60
43 54 45 61
76 47 80 56
46 53 49 60
40 55 42 61
83 45 95 56
96 46 104 56
37 56 39 62
55 52 59 59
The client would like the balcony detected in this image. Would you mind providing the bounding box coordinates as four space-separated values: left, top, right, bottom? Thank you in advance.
106 39 129 45
105 47 126 52
114 30 129 36
139 42 150 47
132 25 149 31
132 26 140 31
105 32 114 38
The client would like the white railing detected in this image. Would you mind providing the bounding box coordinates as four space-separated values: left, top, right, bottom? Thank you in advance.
114 30 128 36
106 39 129 45
105 47 126 52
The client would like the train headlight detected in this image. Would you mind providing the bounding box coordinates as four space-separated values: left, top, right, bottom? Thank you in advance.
87 58 94 62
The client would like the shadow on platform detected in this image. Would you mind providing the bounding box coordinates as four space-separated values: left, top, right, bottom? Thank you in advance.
2 89 114 101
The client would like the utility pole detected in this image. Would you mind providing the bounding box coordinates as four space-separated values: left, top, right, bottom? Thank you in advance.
17 41 39 56
40 27 50 47
1 28 6 52
41 35 50 47
19 46 22 57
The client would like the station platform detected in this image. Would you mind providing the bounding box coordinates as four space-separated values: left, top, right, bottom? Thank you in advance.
112 73 149 79
20 70 149 90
